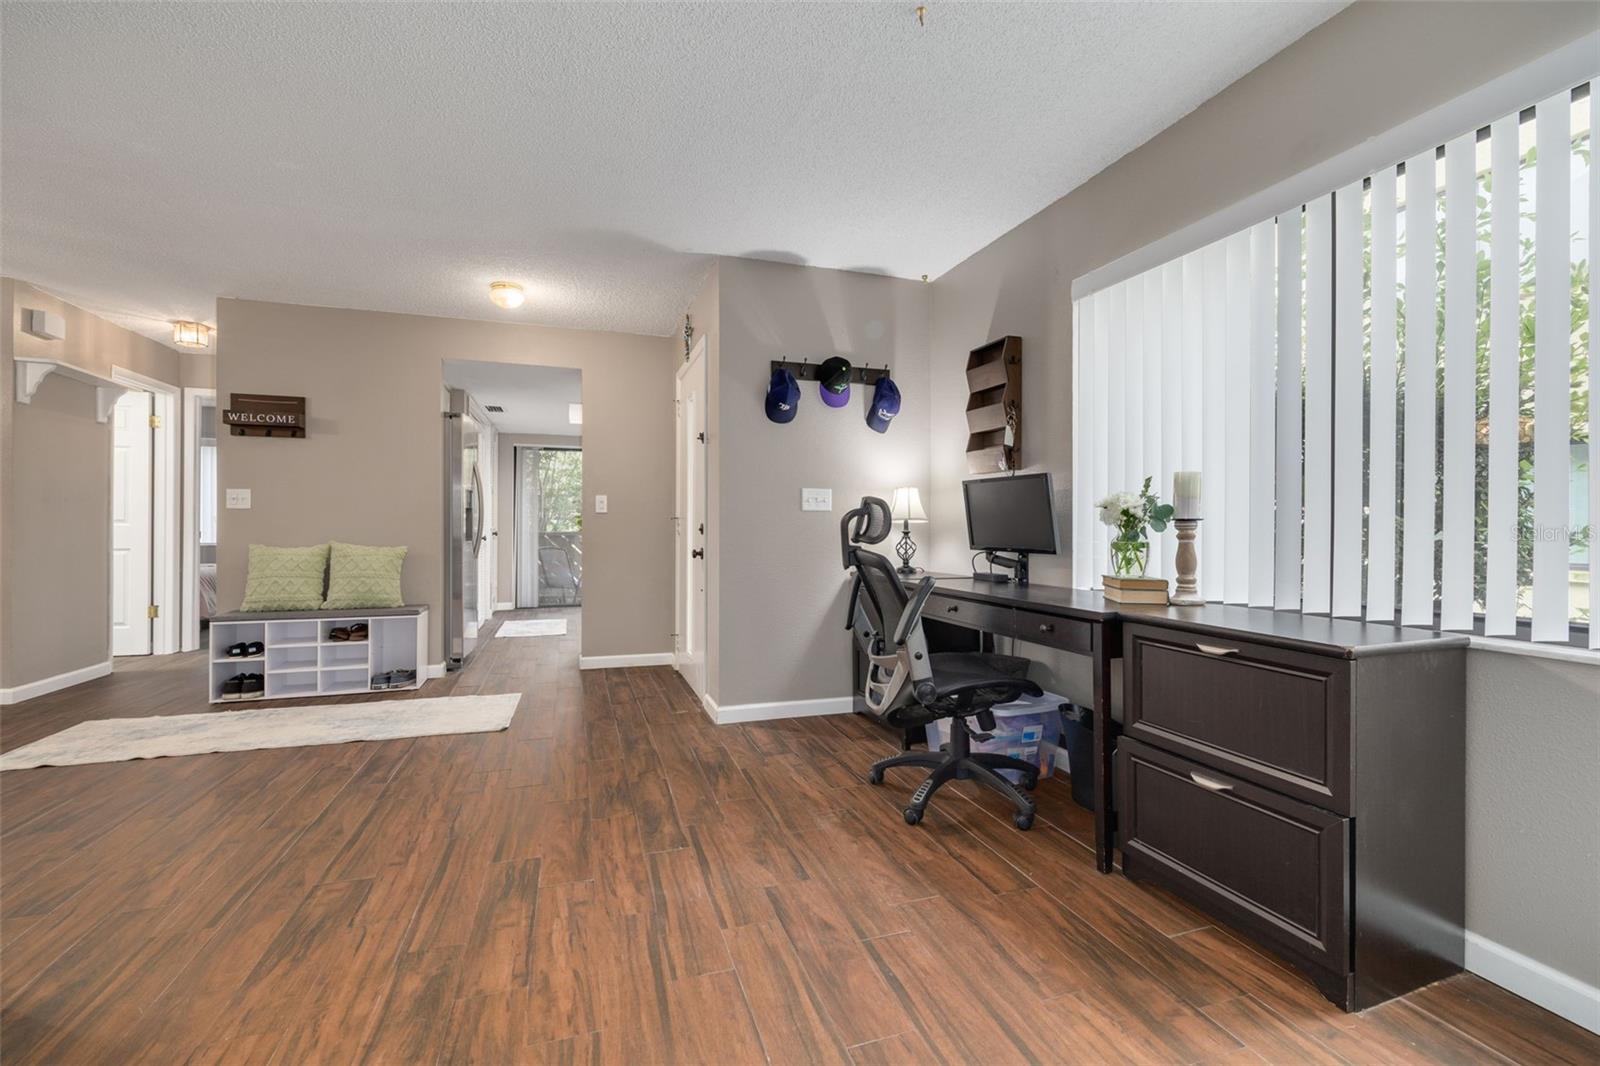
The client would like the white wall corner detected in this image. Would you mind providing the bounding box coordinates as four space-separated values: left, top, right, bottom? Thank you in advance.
1465 931 1600 1035
0 661 114 706
578 651 675 671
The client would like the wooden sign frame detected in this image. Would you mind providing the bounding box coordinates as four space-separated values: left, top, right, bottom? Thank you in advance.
223 393 306 438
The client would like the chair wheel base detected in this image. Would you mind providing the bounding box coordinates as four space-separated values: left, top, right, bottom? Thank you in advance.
903 807 923 826
1014 811 1035 830
1022 775 1039 791
867 768 885 785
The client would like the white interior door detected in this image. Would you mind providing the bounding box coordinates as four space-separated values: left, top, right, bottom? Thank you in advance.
111 389 154 656
675 342 708 699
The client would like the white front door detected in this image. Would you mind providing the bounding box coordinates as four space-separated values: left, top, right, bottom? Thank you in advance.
111 389 154 656
675 341 708 700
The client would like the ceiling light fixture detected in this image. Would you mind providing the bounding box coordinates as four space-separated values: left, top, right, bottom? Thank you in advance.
568 403 583 425
488 281 526 310
172 321 213 349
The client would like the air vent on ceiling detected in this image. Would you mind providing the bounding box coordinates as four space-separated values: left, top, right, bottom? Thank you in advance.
484 405 505 413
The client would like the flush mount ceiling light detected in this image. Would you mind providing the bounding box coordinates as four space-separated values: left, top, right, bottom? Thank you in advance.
568 403 583 425
172 321 213 349
488 281 526 310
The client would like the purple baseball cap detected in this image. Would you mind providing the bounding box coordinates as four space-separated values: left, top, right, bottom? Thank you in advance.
817 356 852 408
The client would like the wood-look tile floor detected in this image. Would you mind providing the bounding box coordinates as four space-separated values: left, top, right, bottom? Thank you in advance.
2 608 1595 1065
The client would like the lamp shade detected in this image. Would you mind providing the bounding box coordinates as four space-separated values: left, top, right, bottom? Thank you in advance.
890 486 927 523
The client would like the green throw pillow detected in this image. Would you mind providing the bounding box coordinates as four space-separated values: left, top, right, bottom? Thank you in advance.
322 542 407 609
239 544 330 612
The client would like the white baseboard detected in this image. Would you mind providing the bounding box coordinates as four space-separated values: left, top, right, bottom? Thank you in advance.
425 662 448 680
1465 931 1600 1034
578 652 675 671
495 601 514 613
0 660 114 706
710 695 853 725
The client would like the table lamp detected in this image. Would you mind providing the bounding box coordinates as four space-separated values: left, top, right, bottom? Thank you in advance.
889 486 928 574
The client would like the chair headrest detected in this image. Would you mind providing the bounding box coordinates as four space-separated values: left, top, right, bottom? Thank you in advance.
840 496 893 567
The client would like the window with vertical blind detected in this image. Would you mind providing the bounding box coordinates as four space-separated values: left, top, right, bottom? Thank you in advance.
1072 81 1594 647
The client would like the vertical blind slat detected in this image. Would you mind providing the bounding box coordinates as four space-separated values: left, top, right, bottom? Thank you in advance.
1303 196 1334 614
1484 117 1520 636
1092 288 1112 584
1332 181 1366 616
1125 277 1146 526
1161 260 1185 582
1248 219 1278 607
1441 134 1479 630
1274 210 1305 611
1367 167 1400 622
1531 93 1571 642
1202 240 1228 601
1225 231 1252 603
1143 270 1166 578
1401 151 1439 626
1591 101 1599 651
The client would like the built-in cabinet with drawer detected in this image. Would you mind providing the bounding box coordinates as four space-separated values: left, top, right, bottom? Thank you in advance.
1117 620 1468 1011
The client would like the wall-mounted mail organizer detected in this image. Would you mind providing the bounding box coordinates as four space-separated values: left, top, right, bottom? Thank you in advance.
770 360 893 386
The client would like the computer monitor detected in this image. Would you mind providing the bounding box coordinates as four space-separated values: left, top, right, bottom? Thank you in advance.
963 473 1058 583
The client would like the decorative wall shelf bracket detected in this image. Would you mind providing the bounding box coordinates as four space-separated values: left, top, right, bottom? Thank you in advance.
770 359 892 386
14 357 128 422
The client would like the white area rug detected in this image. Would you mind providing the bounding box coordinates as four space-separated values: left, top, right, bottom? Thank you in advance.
0 694 520 771
497 618 568 637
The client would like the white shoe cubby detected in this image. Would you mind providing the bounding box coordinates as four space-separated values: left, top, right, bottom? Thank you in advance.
209 607 428 703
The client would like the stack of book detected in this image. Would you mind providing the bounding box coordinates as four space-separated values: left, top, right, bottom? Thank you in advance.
1102 574 1169 605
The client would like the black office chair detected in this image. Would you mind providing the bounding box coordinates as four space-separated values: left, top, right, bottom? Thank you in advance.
842 497 1045 829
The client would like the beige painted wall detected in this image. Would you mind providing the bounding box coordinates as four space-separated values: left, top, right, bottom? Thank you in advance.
494 431 582 607
0 278 187 691
214 298 673 664
921 0 1600 991
712 258 930 707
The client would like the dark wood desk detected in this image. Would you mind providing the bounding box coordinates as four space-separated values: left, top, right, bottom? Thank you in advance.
896 575 1470 1011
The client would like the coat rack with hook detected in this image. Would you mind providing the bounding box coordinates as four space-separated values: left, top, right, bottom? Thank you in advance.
770 359 892 386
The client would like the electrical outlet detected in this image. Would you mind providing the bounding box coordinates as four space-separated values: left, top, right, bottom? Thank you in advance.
225 488 251 509
594 494 608 514
801 488 832 512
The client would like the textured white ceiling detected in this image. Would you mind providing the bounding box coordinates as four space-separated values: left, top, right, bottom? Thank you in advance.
1 1 1344 346
444 360 582 437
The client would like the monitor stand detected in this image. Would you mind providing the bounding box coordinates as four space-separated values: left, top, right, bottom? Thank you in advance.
973 551 1030 586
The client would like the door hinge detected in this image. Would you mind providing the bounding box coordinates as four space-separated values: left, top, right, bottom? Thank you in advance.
147 604 160 619
148 414 163 429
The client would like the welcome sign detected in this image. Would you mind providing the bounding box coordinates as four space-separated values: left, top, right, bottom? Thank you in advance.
223 393 306 438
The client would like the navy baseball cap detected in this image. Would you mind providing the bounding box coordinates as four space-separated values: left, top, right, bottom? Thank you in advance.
764 367 800 423
866 374 901 433
817 356 852 408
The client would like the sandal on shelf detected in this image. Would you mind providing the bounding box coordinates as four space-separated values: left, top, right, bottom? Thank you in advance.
348 623 369 642
329 627 351 642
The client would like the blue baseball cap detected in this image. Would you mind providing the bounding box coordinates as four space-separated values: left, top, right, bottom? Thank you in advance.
866 374 901 433
764 367 800 423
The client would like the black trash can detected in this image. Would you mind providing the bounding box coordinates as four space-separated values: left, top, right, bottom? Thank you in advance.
1059 703 1119 811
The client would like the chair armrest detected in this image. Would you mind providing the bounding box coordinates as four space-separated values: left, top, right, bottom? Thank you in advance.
892 576 937 648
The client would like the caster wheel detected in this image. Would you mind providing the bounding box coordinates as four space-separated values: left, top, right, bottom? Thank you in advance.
903 807 923 826
867 768 885 785
1021 775 1039 792
1014 811 1035 830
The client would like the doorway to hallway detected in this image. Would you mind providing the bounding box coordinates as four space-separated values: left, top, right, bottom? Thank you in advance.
515 445 583 608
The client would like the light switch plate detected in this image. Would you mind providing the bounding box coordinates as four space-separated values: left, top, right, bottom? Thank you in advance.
225 488 251 509
594 494 608 514
801 488 832 512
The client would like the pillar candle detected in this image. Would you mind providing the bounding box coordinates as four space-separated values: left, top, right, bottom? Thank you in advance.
1174 470 1202 520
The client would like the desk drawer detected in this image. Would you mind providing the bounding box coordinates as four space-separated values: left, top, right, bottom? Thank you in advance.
1014 608 1093 655
1124 624 1350 813
927 595 1014 638
1119 738 1350 974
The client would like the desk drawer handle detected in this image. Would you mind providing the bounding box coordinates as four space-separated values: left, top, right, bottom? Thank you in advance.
1038 622 1055 633
1189 771 1233 793
946 605 960 613
1195 643 1239 657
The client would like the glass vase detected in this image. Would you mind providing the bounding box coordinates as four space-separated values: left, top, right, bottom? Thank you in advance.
1109 537 1149 578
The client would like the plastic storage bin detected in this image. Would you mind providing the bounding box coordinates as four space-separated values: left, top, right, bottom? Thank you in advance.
927 691 1067 783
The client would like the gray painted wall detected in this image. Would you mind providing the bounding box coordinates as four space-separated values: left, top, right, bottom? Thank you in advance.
711 257 930 708
921 0 1600 994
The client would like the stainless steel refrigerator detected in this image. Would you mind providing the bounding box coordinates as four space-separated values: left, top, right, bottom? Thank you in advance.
444 388 486 669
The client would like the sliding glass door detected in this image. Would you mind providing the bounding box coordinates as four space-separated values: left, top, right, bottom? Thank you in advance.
515 446 583 608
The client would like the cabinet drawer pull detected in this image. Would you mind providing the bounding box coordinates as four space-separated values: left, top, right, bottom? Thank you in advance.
1194 643 1239 657
1189 771 1233 793
1038 622 1055 633
946 604 960 613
